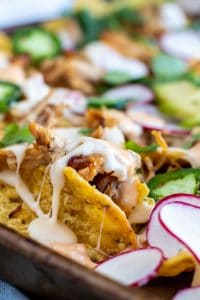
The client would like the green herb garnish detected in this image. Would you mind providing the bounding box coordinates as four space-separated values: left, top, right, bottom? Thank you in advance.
103 71 133 85
125 140 158 153
87 96 131 109
73 8 143 47
79 128 93 136
0 81 21 113
0 123 34 148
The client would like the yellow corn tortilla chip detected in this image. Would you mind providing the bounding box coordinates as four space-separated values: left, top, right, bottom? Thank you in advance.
60 167 137 260
0 32 12 54
158 251 194 277
0 181 35 236
0 162 137 261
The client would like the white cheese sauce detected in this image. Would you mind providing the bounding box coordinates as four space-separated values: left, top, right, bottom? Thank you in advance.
0 144 77 245
28 218 77 246
102 126 125 146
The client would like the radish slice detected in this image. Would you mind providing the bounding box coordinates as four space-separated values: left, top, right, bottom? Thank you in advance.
95 248 163 286
103 84 154 104
160 31 200 60
160 3 187 31
48 88 87 115
159 201 200 262
127 104 190 136
84 42 148 79
173 287 200 300
147 194 200 258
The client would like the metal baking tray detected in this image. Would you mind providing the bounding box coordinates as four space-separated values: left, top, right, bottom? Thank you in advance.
0 224 191 299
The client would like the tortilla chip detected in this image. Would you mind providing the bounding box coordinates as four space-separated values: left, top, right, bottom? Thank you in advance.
60 167 137 260
0 32 12 54
0 162 137 261
0 181 35 236
158 251 194 277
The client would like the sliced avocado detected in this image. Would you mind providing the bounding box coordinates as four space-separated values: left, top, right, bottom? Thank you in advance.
154 80 200 127
151 173 197 201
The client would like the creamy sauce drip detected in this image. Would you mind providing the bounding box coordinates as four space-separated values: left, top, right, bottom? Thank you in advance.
29 218 77 246
62 137 141 181
53 127 82 148
0 144 77 245
102 126 125 146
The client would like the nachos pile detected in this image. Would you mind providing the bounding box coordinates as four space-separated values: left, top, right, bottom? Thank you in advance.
1 1 200 297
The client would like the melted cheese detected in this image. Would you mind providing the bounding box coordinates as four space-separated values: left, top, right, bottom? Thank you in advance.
53 127 82 148
28 218 77 246
0 144 77 245
102 126 125 146
63 137 141 181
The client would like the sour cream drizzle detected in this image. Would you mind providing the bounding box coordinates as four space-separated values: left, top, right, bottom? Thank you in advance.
0 144 77 245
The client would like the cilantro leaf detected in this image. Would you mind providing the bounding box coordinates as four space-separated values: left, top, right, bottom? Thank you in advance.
125 140 158 153
79 128 93 136
103 71 133 85
87 96 131 109
0 123 34 148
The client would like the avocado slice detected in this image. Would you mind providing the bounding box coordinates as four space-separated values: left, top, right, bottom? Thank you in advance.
148 168 200 201
154 80 200 127
151 173 197 201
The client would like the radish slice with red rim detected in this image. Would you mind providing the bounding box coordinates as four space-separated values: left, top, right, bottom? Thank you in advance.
127 104 190 136
159 201 200 262
160 31 200 60
147 194 200 258
103 84 154 104
95 247 163 286
173 287 200 300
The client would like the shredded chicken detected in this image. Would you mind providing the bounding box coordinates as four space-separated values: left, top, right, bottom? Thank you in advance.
68 154 104 182
29 121 51 148
102 31 157 62
41 54 103 95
